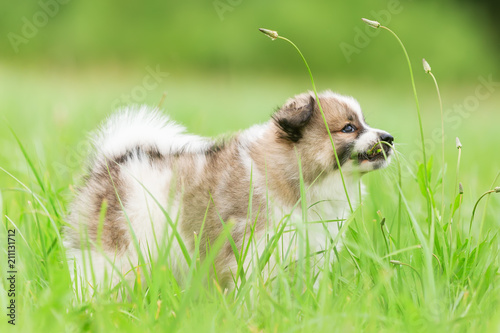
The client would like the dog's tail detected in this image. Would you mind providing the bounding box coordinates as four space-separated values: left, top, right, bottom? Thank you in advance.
90 105 209 163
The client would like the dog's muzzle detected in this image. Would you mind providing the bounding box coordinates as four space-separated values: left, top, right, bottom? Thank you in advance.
353 133 394 163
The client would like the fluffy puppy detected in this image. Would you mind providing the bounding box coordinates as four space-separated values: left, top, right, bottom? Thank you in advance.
64 90 393 290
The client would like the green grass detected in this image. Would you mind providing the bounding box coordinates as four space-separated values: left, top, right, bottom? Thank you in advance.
1 61 500 332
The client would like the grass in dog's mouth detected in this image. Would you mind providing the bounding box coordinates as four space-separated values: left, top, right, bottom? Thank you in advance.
352 142 391 162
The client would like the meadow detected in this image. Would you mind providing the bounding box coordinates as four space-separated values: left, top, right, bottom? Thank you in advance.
1 3 500 330
1 56 500 332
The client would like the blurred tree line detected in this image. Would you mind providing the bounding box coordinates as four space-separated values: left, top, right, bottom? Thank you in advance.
1 0 498 82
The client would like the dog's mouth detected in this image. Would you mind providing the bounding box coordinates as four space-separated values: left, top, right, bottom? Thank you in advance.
352 141 392 163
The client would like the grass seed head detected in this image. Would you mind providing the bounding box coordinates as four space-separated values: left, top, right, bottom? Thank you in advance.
361 18 381 28
259 28 279 40
456 137 462 149
459 183 464 194
422 58 432 73
495 187 500 193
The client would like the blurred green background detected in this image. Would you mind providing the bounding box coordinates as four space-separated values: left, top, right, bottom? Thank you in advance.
0 0 499 200
2 0 499 79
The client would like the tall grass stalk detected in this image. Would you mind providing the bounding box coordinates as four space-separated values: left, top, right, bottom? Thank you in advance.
452 138 463 246
259 28 353 212
423 59 446 222
476 172 500 244
362 20 431 214
461 185 500 282
362 18 436 307
469 188 500 234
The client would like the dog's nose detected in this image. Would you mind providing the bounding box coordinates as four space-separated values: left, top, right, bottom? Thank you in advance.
380 133 394 145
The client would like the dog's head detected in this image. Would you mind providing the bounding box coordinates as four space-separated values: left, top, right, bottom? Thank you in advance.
271 90 393 181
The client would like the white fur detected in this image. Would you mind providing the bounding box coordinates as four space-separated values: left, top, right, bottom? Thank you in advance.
94 105 210 160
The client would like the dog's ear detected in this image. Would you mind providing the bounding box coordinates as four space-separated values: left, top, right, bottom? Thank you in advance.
272 95 315 143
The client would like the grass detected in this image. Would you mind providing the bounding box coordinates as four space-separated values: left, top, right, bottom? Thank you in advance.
1 47 500 332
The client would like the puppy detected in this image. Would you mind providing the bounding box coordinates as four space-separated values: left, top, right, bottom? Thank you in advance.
64 90 393 291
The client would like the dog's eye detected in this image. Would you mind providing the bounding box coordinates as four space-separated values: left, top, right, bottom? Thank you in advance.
341 124 356 133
